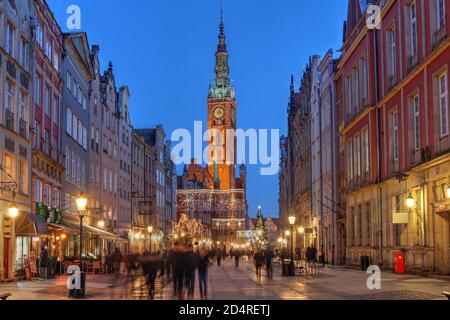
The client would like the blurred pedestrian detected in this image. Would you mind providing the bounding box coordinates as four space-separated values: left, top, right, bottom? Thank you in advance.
172 242 186 298
197 248 210 299
265 248 274 280
216 249 222 266
112 247 122 279
254 250 264 281
185 244 197 298
142 251 159 298
234 251 240 267
39 244 48 280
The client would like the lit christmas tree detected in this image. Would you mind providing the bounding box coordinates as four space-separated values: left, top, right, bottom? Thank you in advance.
254 206 268 248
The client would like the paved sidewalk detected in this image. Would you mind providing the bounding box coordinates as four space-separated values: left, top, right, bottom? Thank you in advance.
1 259 449 300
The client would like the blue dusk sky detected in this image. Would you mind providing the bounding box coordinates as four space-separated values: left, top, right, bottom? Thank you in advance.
47 0 348 218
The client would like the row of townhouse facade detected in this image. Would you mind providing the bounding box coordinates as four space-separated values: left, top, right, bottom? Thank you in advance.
279 0 450 274
0 0 176 281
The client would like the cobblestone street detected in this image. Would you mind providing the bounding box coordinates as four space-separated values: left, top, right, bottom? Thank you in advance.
1 259 448 300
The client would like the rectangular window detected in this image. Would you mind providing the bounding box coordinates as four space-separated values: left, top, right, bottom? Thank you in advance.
43 184 51 206
77 156 81 185
409 2 418 57
19 38 28 69
389 29 396 77
66 108 72 136
77 120 83 145
413 95 421 150
354 134 361 177
45 38 52 60
83 126 87 150
362 128 369 174
45 87 51 116
72 114 78 142
393 111 399 161
4 154 16 181
439 72 449 136
65 147 71 181
53 189 60 208
35 122 41 150
35 75 42 106
19 91 27 121
437 0 445 30
6 23 15 56
5 80 15 111
360 58 367 104
36 22 43 48
352 67 359 111
72 150 76 182
53 96 59 124
346 140 353 182
345 76 351 117
34 180 42 203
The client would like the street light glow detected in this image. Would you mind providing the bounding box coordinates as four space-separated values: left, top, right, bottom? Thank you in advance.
76 194 88 212
288 215 296 225
298 227 305 234
8 204 19 218
406 193 415 208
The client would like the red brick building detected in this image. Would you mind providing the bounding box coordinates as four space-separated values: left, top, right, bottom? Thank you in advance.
31 0 64 225
337 0 450 274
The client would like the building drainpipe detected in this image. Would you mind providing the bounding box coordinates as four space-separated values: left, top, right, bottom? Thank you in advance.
373 28 383 267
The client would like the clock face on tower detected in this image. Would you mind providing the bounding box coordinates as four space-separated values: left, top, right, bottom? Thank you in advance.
212 105 226 121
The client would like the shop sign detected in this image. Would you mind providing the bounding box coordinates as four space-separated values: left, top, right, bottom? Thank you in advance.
392 212 409 224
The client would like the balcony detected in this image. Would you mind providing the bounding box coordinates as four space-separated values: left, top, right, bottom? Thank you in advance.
5 109 14 131
19 118 27 139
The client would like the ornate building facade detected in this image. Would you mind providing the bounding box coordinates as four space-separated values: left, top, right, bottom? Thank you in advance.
176 14 248 249
337 0 450 274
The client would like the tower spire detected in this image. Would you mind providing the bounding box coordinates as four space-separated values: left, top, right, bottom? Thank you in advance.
210 8 231 98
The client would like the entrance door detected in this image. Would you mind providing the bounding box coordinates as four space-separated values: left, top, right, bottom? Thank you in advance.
3 238 10 280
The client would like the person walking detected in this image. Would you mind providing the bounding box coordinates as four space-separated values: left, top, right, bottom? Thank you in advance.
112 247 122 279
172 242 186 298
254 250 264 281
142 251 159 298
184 244 197 298
265 249 274 280
197 248 210 299
234 251 240 268
216 248 222 266
39 244 48 280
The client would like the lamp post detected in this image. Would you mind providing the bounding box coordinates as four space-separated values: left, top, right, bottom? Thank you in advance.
288 215 296 276
75 193 88 298
148 226 153 253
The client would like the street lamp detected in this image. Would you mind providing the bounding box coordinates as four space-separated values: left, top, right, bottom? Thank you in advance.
97 220 105 228
406 193 415 209
148 226 153 253
288 215 296 276
75 193 88 298
8 204 19 218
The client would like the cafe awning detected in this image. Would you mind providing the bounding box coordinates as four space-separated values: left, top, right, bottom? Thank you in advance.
62 221 126 242
15 213 48 236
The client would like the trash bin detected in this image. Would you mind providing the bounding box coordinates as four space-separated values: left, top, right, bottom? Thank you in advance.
360 256 370 271
394 252 405 274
